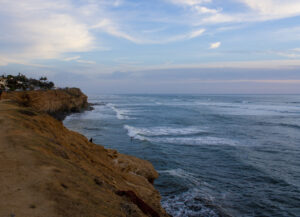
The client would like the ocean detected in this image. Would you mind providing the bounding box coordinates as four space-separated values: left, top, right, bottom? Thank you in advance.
64 94 300 217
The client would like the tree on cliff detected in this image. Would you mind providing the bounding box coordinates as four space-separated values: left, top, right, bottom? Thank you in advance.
0 73 55 91
39 76 47 81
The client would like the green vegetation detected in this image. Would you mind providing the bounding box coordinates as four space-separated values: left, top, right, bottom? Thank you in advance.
0 73 54 91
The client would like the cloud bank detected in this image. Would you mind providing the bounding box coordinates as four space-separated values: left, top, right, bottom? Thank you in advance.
1 0 300 93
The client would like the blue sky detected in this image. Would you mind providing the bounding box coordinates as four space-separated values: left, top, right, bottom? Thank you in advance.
1 0 300 93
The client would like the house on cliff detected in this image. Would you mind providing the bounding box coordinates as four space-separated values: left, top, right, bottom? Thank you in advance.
0 76 8 90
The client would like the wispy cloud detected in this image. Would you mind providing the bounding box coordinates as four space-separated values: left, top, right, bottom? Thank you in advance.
113 0 123 7
153 79 300 84
188 29 206 38
272 48 300 58
153 28 206 43
63 56 95 64
63 56 81 61
195 6 219 14
168 0 300 25
210 42 221 49
0 57 51 68
168 0 212 7
92 19 205 44
123 59 300 73
76 59 96 64
238 0 300 20
91 19 143 44
168 0 220 16
292 48 300 52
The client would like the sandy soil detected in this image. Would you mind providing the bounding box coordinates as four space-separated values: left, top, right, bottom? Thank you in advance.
0 92 169 217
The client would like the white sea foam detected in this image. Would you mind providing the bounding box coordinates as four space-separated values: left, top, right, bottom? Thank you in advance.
195 101 300 115
124 125 237 146
124 125 205 137
153 136 237 146
159 168 200 186
162 188 219 217
107 103 131 120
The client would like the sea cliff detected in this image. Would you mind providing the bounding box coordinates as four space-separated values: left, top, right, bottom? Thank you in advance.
2 88 89 120
0 89 169 217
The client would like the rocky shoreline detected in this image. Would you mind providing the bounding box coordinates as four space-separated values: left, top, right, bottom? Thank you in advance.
0 89 169 217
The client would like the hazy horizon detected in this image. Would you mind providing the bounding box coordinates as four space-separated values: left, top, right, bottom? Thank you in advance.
1 0 300 94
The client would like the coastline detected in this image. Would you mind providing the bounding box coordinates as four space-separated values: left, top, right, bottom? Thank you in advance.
0 89 169 217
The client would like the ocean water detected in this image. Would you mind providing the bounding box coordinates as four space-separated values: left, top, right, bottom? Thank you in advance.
64 94 300 217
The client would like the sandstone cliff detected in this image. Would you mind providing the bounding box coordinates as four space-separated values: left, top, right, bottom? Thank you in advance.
2 88 89 120
0 89 169 217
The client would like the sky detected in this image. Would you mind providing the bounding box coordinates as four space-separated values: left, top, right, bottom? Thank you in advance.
0 0 300 94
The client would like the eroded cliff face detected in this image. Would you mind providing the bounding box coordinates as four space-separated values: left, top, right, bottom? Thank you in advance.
2 88 89 120
0 90 169 217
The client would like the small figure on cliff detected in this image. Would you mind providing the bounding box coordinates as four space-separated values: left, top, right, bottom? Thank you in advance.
130 136 133 142
89 138 93 143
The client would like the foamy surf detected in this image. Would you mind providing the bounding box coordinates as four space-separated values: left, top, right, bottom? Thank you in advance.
153 136 238 146
195 101 300 116
124 125 206 137
124 125 236 146
107 103 131 120
162 188 222 217
158 168 201 186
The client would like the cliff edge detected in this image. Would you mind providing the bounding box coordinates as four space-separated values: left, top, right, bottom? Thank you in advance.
0 89 169 217
2 88 89 120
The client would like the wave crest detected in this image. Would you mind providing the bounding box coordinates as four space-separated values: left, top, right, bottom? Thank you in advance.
124 125 205 137
107 103 131 120
162 188 224 217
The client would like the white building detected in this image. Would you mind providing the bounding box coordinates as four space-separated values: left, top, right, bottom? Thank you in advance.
0 77 7 89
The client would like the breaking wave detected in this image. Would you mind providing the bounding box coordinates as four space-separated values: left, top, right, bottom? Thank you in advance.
162 188 230 217
107 103 131 120
124 125 206 137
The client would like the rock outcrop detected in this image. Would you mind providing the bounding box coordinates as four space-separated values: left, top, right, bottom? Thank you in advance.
0 90 169 217
2 88 89 120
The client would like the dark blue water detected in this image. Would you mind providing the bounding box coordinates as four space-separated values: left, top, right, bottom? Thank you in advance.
64 95 300 217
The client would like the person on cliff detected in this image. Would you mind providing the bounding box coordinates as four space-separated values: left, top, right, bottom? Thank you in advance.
89 138 93 143
0 88 3 100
